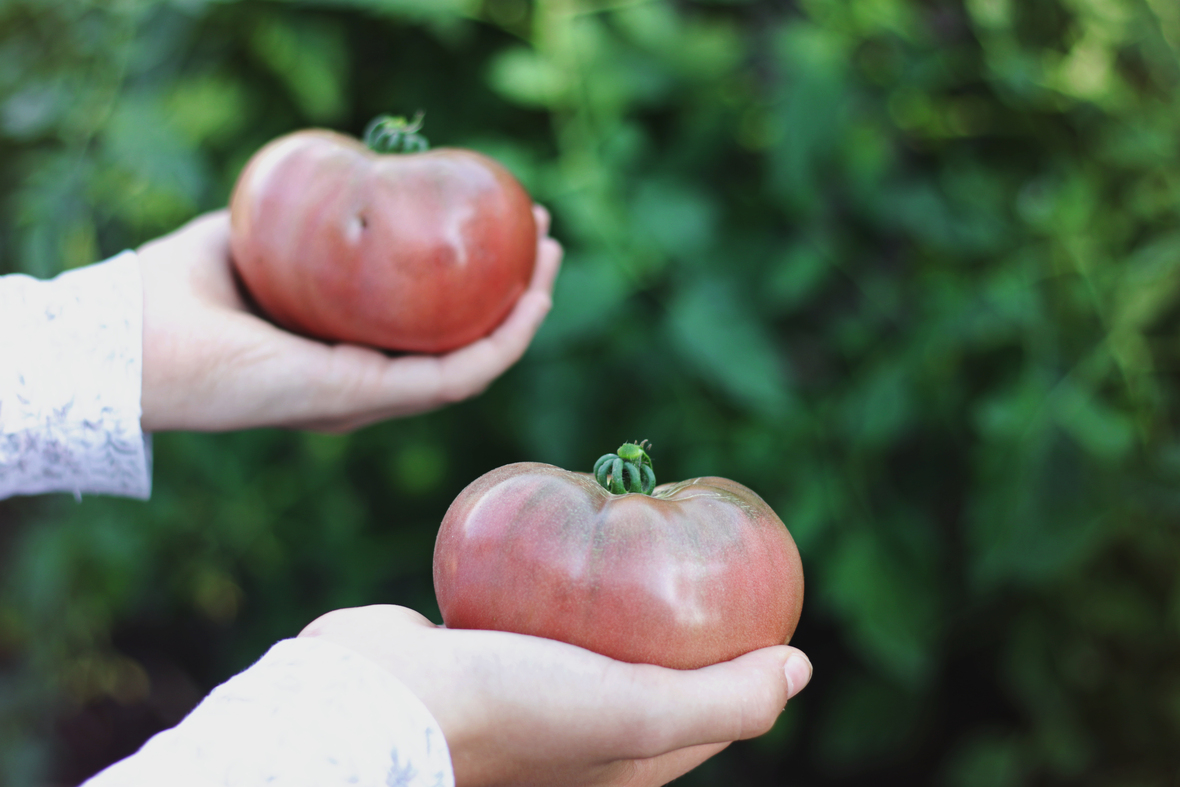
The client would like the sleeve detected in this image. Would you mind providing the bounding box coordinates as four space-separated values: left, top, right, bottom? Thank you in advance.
0 251 152 501
83 637 455 787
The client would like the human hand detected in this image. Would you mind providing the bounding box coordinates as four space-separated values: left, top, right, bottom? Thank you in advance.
299 605 813 787
137 207 561 432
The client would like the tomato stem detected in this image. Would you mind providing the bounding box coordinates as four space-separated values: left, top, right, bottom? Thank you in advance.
364 111 430 153
593 441 656 495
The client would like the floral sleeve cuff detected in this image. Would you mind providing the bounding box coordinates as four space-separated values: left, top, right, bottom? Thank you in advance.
83 637 455 787
0 251 152 500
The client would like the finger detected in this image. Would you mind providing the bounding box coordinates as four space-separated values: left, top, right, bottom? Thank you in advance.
300 604 433 639
529 236 562 297
178 231 560 432
434 289 551 400
625 742 731 787
312 284 551 426
142 209 230 250
606 646 806 761
290 233 561 425
162 276 552 432
182 208 231 239
533 203 551 238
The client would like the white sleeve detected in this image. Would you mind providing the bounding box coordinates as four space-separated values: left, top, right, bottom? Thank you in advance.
84 637 455 787
0 251 152 500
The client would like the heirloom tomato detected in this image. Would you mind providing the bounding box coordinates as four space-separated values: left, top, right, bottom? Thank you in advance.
229 115 536 354
433 442 804 670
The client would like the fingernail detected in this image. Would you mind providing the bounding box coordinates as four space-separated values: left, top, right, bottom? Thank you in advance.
785 653 812 699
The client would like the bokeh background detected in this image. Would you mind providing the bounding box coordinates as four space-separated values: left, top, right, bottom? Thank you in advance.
2 0 1179 784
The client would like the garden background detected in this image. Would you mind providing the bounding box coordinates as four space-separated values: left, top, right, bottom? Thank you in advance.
2 0 1179 784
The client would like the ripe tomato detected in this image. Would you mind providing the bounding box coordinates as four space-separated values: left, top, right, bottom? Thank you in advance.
229 116 536 354
433 444 804 670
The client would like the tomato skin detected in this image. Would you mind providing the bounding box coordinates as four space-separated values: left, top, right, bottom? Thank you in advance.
229 129 536 354
434 462 804 670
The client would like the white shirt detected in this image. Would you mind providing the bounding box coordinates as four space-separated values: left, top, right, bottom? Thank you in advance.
0 255 455 787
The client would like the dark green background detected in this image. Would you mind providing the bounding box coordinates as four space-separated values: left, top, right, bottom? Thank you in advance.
2 0 1179 784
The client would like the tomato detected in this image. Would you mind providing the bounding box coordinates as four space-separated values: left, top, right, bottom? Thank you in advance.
433 443 804 670
229 115 536 354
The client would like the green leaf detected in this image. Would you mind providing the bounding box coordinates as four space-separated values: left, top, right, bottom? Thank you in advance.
941 732 1028 787
967 416 1109 590
1113 232 1180 333
763 240 831 313
163 74 251 145
815 672 923 772
777 471 833 553
665 277 793 419
532 252 631 350
0 78 69 140
250 17 349 122
487 46 567 108
99 93 208 229
631 179 717 261
12 150 108 274
310 0 477 19
1050 380 1135 461
819 526 943 685
840 361 915 447
767 22 851 211
388 442 448 496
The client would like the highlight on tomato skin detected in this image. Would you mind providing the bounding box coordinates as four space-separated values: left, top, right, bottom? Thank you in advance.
228 117 537 354
433 447 804 671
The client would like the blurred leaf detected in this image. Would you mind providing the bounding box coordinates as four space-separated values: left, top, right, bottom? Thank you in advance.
1050 380 1135 460
164 74 251 145
1113 232 1180 332
1002 618 1095 777
778 467 836 554
0 77 70 141
631 179 717 262
487 46 567 108
532 252 631 350
816 671 923 772
763 240 831 314
250 16 349 122
666 277 793 419
967 418 1109 589
840 361 915 447
940 732 1028 787
12 151 95 276
767 22 851 211
389 442 448 496
309 0 478 21
613 2 742 80
99 93 208 227
820 526 942 685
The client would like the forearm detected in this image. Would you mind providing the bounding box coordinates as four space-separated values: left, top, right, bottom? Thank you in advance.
0 252 152 500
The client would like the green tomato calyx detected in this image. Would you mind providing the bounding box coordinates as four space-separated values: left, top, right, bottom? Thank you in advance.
364 111 429 153
593 441 656 495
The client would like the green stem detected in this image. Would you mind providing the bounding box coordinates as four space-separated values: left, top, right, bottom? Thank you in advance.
363 111 429 153
593 441 655 495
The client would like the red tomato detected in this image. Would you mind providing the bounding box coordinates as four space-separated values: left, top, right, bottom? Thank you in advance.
433 448 804 670
229 124 536 353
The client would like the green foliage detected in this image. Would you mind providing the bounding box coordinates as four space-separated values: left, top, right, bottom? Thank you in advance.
3 0 1180 784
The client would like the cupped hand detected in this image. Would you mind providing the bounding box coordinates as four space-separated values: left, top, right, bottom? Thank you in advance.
299 605 812 787
138 206 561 433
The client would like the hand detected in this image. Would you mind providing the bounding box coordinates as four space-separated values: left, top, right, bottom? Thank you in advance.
137 207 561 433
299 605 813 787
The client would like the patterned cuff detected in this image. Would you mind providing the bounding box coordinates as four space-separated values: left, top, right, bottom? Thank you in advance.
84 637 455 787
0 251 152 500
